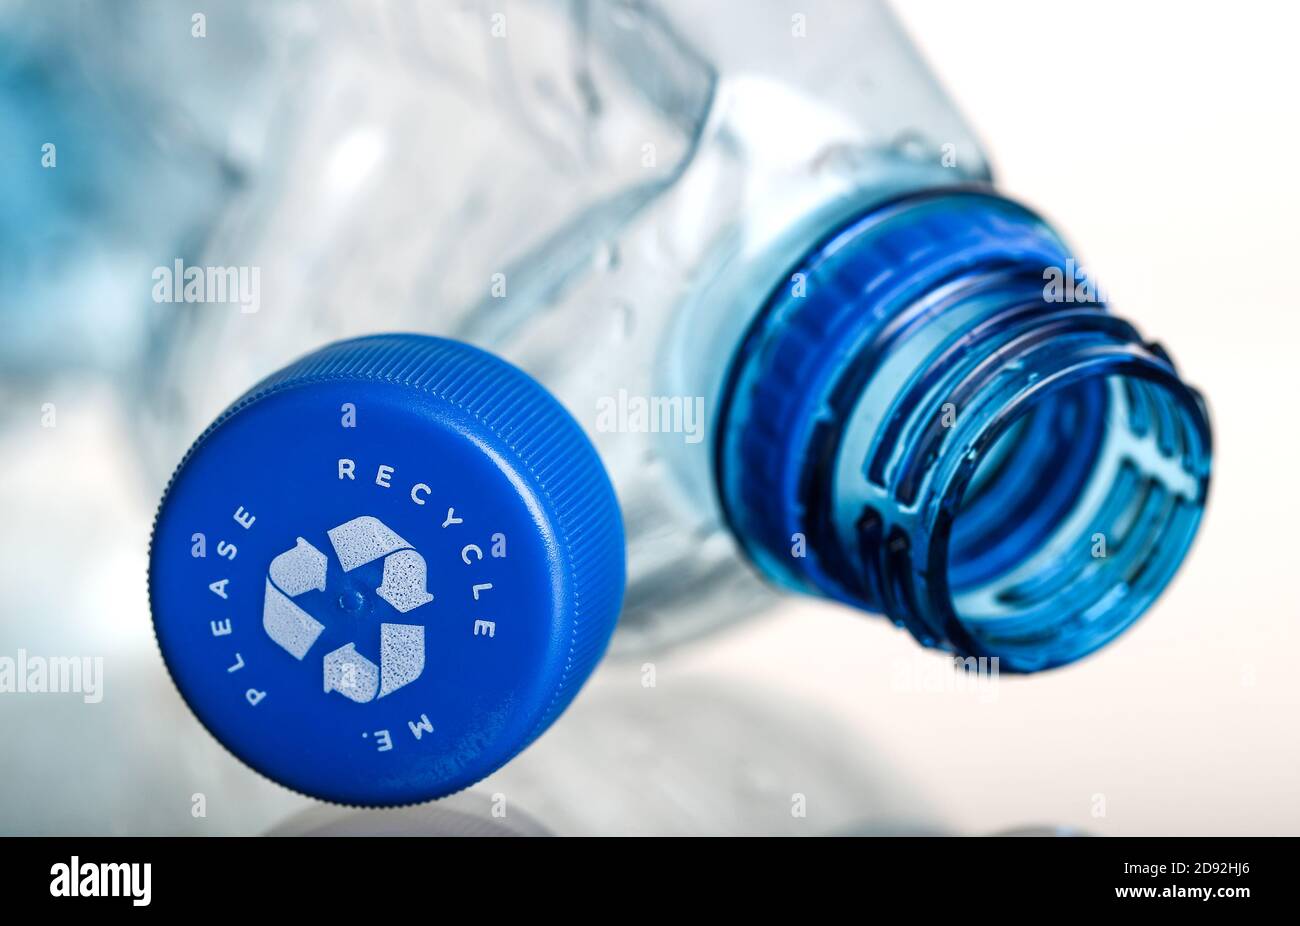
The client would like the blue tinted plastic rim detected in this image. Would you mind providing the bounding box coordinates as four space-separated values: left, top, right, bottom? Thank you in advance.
715 190 1213 671
921 348 1212 670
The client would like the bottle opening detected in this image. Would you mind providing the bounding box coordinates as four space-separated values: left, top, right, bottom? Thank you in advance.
717 190 1214 671
937 365 1211 670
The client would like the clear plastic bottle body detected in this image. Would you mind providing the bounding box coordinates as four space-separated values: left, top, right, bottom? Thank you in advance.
19 0 1206 665
146 0 995 654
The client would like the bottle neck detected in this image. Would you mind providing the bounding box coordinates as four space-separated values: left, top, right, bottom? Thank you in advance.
716 191 1211 671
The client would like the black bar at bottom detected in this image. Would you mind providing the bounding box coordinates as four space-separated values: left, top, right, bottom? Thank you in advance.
0 835 1288 913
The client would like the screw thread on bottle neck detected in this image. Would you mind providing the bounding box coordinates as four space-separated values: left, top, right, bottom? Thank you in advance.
718 192 1211 670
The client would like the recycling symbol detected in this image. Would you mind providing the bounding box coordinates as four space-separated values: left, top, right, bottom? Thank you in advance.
262 516 433 703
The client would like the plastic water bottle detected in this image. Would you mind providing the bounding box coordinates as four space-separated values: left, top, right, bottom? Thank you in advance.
151 0 1210 672
3 0 1213 816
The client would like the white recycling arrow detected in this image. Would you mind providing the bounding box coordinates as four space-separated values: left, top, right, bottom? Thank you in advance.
262 537 328 660
322 623 425 703
323 642 379 703
328 516 433 613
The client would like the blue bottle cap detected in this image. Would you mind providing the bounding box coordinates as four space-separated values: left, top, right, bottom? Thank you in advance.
150 334 625 805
